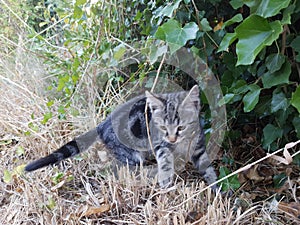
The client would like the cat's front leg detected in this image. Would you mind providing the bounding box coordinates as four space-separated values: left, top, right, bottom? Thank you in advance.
155 145 174 188
191 132 218 190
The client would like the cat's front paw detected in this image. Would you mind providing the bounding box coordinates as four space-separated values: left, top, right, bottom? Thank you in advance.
210 183 219 192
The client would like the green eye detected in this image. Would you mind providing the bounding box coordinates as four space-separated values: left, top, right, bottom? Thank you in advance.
178 126 186 131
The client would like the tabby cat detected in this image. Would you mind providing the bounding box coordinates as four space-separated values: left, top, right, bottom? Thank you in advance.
25 85 217 188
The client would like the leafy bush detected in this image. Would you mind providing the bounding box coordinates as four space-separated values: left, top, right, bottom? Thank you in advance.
24 0 300 153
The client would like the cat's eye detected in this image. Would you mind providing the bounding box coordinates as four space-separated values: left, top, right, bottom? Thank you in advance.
177 126 186 131
160 126 167 131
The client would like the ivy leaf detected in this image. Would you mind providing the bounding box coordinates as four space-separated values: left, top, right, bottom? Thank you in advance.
218 93 235 106
281 5 296 25
149 44 168 64
218 166 240 191
230 0 244 9
155 19 198 54
235 15 282 65
262 124 283 149
218 33 237 52
292 117 300 138
245 0 291 18
291 36 300 62
243 84 261 112
291 36 300 51
153 0 181 19
255 96 272 116
291 86 300 113
222 13 243 27
265 54 285 73
200 18 212 31
262 61 291 88
271 90 289 113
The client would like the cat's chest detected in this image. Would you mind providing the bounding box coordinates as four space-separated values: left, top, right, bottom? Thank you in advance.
174 136 198 157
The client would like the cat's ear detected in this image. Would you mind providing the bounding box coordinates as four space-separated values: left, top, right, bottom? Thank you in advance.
181 85 200 110
145 91 164 112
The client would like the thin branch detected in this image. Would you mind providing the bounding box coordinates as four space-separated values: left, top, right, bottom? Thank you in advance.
151 53 166 92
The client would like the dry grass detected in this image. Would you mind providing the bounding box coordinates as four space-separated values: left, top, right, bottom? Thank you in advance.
0 28 299 225
0 45 231 224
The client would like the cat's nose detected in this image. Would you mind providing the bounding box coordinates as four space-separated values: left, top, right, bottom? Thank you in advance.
168 135 177 143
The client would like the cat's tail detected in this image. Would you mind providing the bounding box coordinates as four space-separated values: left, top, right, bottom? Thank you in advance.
25 128 99 172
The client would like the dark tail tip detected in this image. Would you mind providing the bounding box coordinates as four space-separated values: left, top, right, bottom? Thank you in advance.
25 155 59 172
25 140 79 172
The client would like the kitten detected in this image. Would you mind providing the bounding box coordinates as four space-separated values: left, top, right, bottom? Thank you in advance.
25 85 217 188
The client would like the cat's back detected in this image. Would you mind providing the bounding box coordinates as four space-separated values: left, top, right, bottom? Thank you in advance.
100 89 193 152
105 93 150 151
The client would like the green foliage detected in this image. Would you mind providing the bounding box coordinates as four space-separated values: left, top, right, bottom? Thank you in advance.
291 36 300 62
218 166 240 191
219 15 282 65
262 124 283 149
51 172 74 186
271 90 289 113
3 170 13 184
242 84 261 112
244 0 291 18
3 165 25 184
265 54 285 73
46 197 56 210
294 154 300 166
291 86 300 113
154 19 198 53
273 173 287 189
22 0 300 153
261 60 291 88
16 146 25 157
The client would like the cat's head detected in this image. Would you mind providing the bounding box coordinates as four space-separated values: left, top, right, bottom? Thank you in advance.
146 85 200 144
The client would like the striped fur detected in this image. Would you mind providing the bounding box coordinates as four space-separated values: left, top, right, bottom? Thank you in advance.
25 85 217 189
